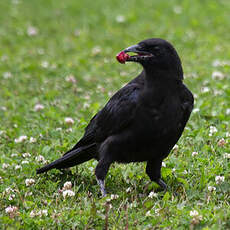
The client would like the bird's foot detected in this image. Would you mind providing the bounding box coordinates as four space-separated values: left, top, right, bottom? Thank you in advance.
156 179 167 191
97 179 107 197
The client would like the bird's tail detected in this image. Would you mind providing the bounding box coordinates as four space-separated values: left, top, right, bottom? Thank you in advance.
36 143 96 174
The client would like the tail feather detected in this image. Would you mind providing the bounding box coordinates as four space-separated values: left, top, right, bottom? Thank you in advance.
36 143 96 174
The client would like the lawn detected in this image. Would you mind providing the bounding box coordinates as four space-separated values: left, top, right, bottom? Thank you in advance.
0 0 229 229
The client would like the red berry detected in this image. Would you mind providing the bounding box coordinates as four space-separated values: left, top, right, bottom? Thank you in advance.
116 51 129 64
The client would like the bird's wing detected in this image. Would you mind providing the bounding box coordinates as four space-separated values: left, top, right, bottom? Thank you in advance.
89 82 141 142
63 82 141 155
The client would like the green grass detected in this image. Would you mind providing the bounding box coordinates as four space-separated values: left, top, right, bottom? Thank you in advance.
0 0 230 229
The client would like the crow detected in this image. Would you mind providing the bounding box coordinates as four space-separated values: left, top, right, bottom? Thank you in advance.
37 38 194 196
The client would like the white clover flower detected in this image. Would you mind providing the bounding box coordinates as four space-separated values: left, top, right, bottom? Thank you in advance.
92 46 102 55
146 210 152 216
25 178 35 186
5 187 14 194
22 152 31 158
83 102 90 109
15 165 22 170
215 176 225 184
148 191 157 198
97 85 105 92
209 126 217 137
0 106 7 111
11 153 18 157
212 71 225 80
212 59 221 67
201 87 210 93
15 135 27 143
226 108 230 115
31 209 48 217
0 130 5 135
8 194 15 200
64 117 74 125
3 72 12 79
155 208 160 216
210 126 217 133
25 191 33 197
21 160 29 164
192 151 198 157
110 194 119 200
208 186 216 192
35 155 46 163
30 210 37 218
66 128 73 132
223 153 230 159
29 137 37 143
89 167 94 172
34 104 44 111
190 210 199 217
41 61 49 68
116 15 125 23
126 187 132 193
63 190 75 198
39 209 48 216
56 127 62 131
129 201 137 208
27 26 38 36
5 206 18 214
183 170 188 175
63 181 72 190
190 210 203 224
218 138 226 147
2 163 10 169
213 90 222 96
162 162 166 167
172 168 176 172
65 75 77 83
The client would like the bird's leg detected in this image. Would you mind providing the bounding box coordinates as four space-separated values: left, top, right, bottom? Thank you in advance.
146 159 167 191
95 158 111 197
96 178 107 197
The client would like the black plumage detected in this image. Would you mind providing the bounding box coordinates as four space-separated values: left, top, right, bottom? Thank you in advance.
37 38 194 196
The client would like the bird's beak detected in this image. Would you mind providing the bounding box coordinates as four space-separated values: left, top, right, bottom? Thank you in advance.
124 44 141 53
116 44 151 64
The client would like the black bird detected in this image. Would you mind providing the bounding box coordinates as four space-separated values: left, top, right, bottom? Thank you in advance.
37 38 194 196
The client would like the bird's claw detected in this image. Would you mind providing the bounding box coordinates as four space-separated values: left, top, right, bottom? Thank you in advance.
157 179 167 191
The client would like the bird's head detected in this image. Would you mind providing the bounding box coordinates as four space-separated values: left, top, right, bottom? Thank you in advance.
116 38 183 80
